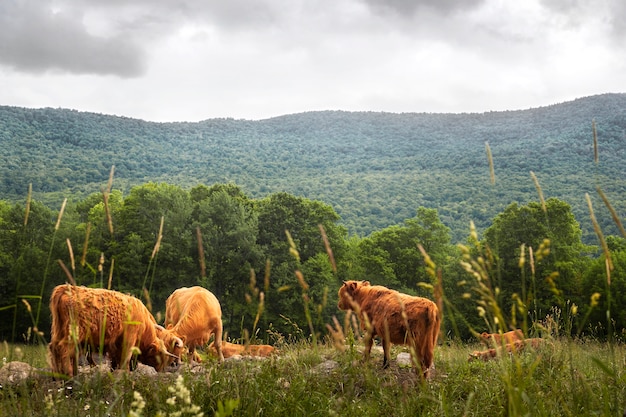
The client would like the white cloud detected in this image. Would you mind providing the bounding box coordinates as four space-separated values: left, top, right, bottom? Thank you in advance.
0 0 623 121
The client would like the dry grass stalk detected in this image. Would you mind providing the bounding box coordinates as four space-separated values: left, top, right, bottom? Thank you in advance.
592 120 598 164
295 270 309 291
325 316 346 351
143 287 152 313
24 183 32 226
529 171 546 213
98 252 105 273
57 259 76 286
55 198 67 231
252 291 265 333
108 258 115 290
485 142 495 185
106 165 115 194
586 193 613 272
264 259 271 293
150 216 164 260
80 222 91 267
102 191 114 235
196 226 206 278
596 186 626 238
285 230 300 262
318 224 337 273
66 238 75 275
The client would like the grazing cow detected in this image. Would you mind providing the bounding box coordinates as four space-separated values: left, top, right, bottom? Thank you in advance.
337 280 440 377
469 338 547 361
208 341 276 359
480 329 524 347
47 284 183 377
165 286 224 363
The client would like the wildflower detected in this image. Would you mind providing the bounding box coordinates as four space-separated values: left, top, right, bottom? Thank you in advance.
590 293 601 308
477 306 486 317
129 391 146 417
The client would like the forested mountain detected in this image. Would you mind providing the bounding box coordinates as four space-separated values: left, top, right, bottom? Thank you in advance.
1 93 625 243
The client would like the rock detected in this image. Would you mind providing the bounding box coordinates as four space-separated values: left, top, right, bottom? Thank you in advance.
0 361 36 386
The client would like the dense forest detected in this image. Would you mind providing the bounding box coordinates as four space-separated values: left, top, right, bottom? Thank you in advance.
1 93 625 244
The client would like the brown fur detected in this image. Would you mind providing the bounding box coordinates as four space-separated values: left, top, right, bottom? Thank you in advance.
469 338 547 361
47 284 183 377
208 341 276 358
337 280 440 377
480 329 524 346
165 286 224 362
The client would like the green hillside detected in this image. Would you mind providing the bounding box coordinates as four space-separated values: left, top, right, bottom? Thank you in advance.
1 93 625 243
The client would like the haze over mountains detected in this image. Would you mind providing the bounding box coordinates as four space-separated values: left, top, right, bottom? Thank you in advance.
1 93 624 244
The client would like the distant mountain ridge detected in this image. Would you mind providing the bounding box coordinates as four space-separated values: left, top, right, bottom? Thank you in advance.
1 93 625 243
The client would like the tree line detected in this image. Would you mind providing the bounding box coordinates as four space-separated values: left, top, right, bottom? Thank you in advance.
0 181 623 345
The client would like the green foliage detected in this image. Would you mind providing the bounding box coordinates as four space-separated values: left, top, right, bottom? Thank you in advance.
359 207 451 294
482 198 590 323
581 248 626 337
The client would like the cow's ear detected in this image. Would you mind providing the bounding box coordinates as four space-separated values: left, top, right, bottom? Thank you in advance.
362 280 370 286
348 281 358 293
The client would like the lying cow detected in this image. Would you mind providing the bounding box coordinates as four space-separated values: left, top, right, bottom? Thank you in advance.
469 338 546 361
165 286 224 363
480 329 524 347
337 280 440 377
208 341 276 359
47 284 183 377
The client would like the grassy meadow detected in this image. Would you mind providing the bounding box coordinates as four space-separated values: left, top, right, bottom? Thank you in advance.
0 336 625 416
2 123 624 416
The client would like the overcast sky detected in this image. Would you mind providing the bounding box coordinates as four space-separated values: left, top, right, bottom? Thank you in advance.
0 0 624 122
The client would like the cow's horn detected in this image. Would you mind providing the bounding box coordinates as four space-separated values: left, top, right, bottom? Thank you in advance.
164 350 180 360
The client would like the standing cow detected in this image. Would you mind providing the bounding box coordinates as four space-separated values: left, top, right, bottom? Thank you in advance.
165 286 224 363
337 280 440 377
47 284 184 377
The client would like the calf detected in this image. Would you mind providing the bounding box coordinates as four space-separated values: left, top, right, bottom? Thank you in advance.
209 341 276 358
480 329 524 347
469 338 547 361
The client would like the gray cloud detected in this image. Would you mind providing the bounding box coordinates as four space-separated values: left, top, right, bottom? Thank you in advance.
359 0 485 16
0 1 146 76
539 0 626 42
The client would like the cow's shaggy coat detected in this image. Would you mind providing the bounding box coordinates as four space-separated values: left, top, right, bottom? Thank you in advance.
47 284 183 377
165 286 225 362
337 280 440 377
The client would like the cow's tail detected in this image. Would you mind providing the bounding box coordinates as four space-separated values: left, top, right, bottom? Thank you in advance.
48 284 76 376
420 302 441 377
48 285 68 343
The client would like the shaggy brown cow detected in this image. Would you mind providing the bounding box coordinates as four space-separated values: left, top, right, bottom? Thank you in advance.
337 280 440 377
480 329 524 347
469 338 547 361
165 286 224 363
208 341 276 358
47 284 183 377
